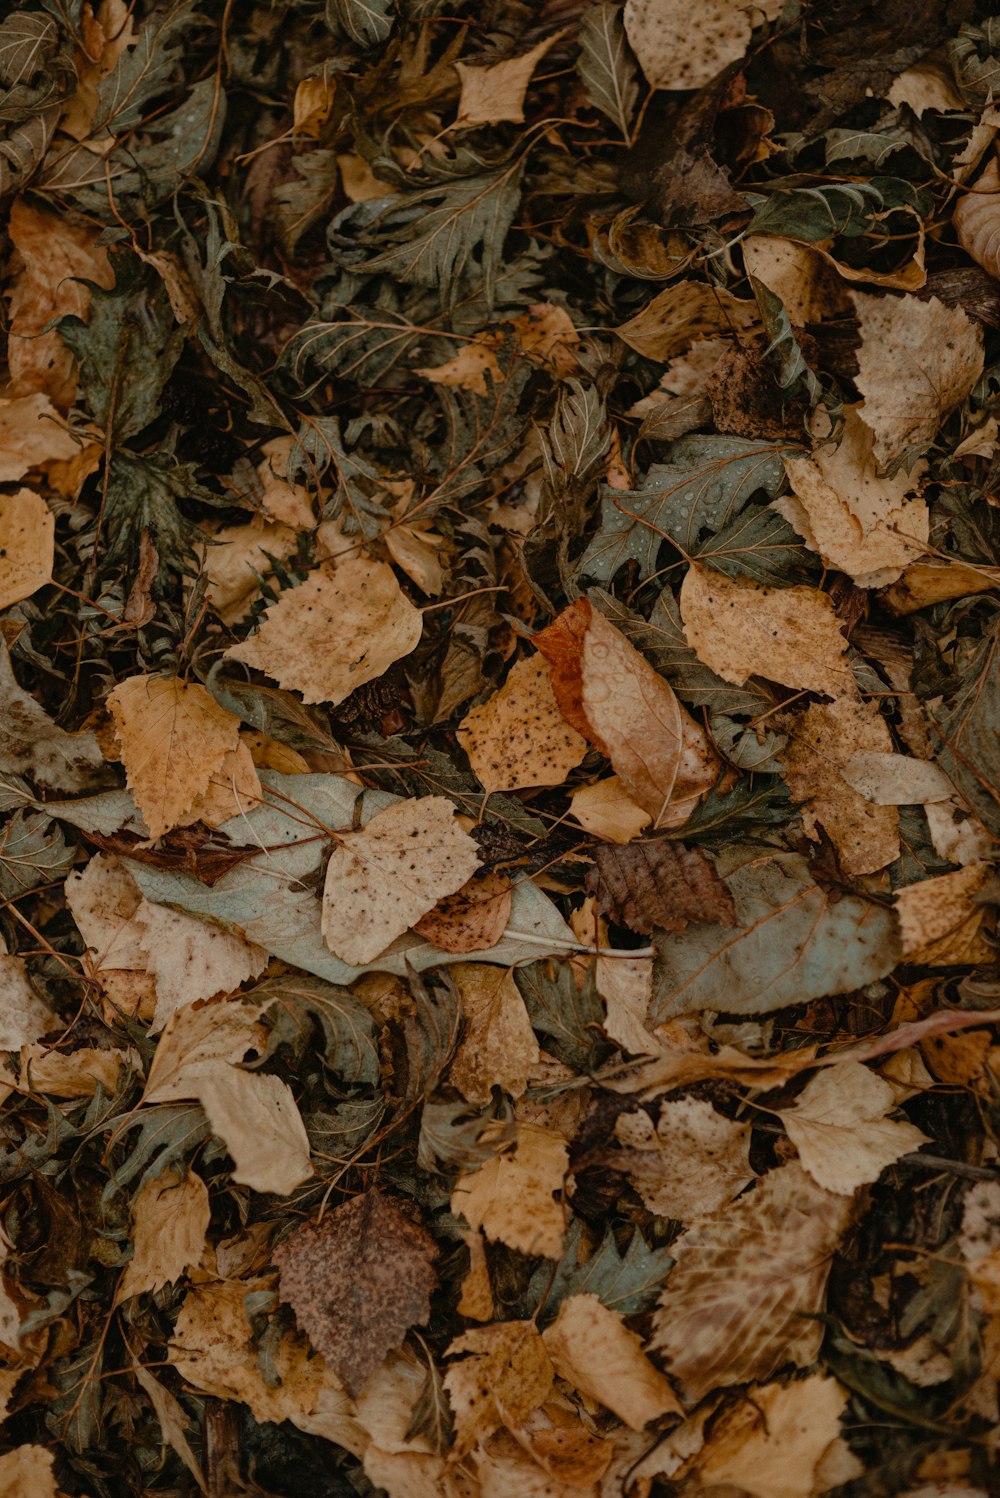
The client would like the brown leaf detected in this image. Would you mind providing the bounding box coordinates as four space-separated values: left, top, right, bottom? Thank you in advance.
457 654 587 793
444 1320 553 1454
117 1168 210 1302
542 1293 681 1429
694 1374 856 1498
412 869 513 953
586 839 735 935
624 0 783 91
955 156 1000 283
194 1063 313 1196
649 1162 856 1404
614 279 758 362
275 1190 438 1397
446 962 540 1104
614 1096 754 1221
454 33 562 127
0 490 53 610
0 395 78 482
452 1122 568 1260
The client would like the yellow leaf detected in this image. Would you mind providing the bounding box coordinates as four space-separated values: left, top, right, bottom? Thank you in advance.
107 675 243 839
614 279 757 362
455 33 562 127
19 1043 126 1099
412 869 513 953
321 795 481 966
0 491 53 610
452 1122 568 1260
680 564 856 700
293 74 335 137
200 515 298 624
543 1293 680 1429
447 963 540 1105
143 995 272 1105
226 560 423 706
569 775 652 843
779 1062 929 1197
195 1062 313 1195
954 156 1000 283
444 1320 553 1454
695 1374 856 1498
457 655 587 793
117 1168 210 1302
415 341 502 394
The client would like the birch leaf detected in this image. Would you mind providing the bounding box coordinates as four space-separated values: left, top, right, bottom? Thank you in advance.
778 1062 929 1197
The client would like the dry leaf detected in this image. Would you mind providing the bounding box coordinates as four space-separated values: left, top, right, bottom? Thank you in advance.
107 675 243 839
61 0 136 140
569 776 652 843
743 236 850 324
510 302 579 377
383 501 448 596
882 557 1000 614
6 197 114 407
887 58 965 114
195 1062 313 1196
0 638 103 792
535 598 718 828
0 1446 58 1498
895 863 994 966
175 738 264 830
275 1190 438 1397
321 795 481 965
569 899 660 1054
695 1373 854 1498
447 963 540 1105
19 1043 125 1098
416 341 501 395
134 902 269 1032
254 437 315 528
781 697 900 876
851 291 985 467
293 74 335 136
507 1403 614 1488
475 1428 605 1497
455 33 561 127
954 156 1000 283
840 751 955 805
200 516 298 625
680 564 856 699
614 1096 754 1221
117 1168 210 1302
0 491 53 610
412 870 513 953
226 560 423 706
542 1293 680 1429
0 951 56 1050
457 655 588 793
624 0 783 91
452 1122 568 1260
586 839 735 935
0 395 78 481
444 1320 553 1453
457 1226 494 1321
779 1062 929 1197
132 1360 206 1492
143 996 272 1105
650 1162 856 1403
615 279 757 362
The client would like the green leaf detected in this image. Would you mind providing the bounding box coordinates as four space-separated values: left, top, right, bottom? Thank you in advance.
576 436 786 584
692 503 812 585
750 276 821 406
0 810 74 901
578 3 639 142
96 453 219 577
652 850 900 1020
326 0 394 47
526 1219 673 1320
746 181 886 241
515 959 608 1071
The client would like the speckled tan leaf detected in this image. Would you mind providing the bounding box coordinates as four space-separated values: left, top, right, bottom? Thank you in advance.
615 279 757 362
852 291 984 466
0 952 56 1050
680 565 856 700
625 0 783 91
615 1097 754 1221
321 795 481 965
412 869 513 953
131 901 269 1033
447 963 540 1105
0 395 78 482
781 696 900 876
895 862 994 966
543 1294 680 1429
452 1123 568 1260
118 1168 210 1302
650 1162 856 1404
19 1044 125 1098
455 32 561 126
779 1061 928 1197
195 1062 312 1196
0 490 53 609
227 559 422 706
743 237 850 324
444 1320 553 1454
107 675 243 839
458 655 587 793
143 997 272 1105
695 1374 856 1498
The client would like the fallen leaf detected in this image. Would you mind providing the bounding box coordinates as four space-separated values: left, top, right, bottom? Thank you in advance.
954 156 1000 283
882 557 1000 614
175 737 264 830
415 341 501 394
200 516 298 625
624 0 782 92
226 560 423 706
452 1122 568 1260
412 870 513 953
615 279 757 362
779 1062 929 1196
382 502 448 596
586 839 735 935
840 751 955 805
135 901 269 1032
650 1163 856 1403
0 491 53 610
322 795 481 965
895 863 995 966
0 639 103 791
510 302 580 377
107 675 244 839
293 74 335 137
444 1320 552 1453
117 1168 210 1302
0 1445 58 1498
695 1374 855 1498
0 395 78 481
781 696 900 876
569 776 652 842
19 1043 124 1098
132 1360 206 1492
275 1190 438 1397
535 598 718 828
851 291 985 467
506 1402 614 1488
570 899 660 1054
195 1062 313 1195
447 963 540 1105
0 950 56 1050
142 996 272 1105
680 564 856 699
543 1293 680 1428
743 236 850 324
614 1096 754 1221
455 33 561 127
887 58 965 115
457 654 588 793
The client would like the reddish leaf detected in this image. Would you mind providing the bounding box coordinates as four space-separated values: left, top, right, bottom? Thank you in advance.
586 840 736 935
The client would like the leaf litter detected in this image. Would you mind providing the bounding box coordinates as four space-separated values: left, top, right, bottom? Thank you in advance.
1 1 1000 1494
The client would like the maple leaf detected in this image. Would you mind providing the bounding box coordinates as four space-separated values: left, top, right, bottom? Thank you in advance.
275 1190 438 1397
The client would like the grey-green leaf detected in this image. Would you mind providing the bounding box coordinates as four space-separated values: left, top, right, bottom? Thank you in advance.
652 850 899 1019
578 3 638 142
527 1219 673 1320
326 0 394 47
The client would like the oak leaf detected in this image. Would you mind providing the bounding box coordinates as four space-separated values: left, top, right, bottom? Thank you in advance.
452 1122 568 1260
542 1293 680 1429
457 654 587 793
107 675 243 839
778 1062 929 1196
321 795 481 965
650 1162 856 1403
444 1320 552 1454
275 1190 438 1397
447 963 540 1105
0 490 53 610
117 1168 209 1302
586 839 735 935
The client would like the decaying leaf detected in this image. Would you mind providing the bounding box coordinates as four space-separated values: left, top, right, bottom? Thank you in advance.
412 870 513 954
0 490 53 610
543 1293 680 1429
321 796 482 965
447 963 540 1105
694 1373 858 1498
624 0 782 92
0 1446 58 1498
445 1319 553 1454
615 279 757 362
614 1097 755 1221
453 1123 568 1260
118 1168 210 1302
195 1062 313 1196
895 862 995 966
275 1190 438 1397
226 560 423 706
457 654 587 793
650 1163 856 1403
586 839 735 934
0 394 78 481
